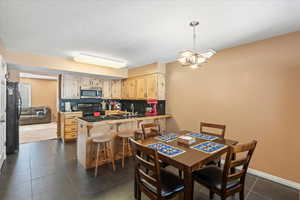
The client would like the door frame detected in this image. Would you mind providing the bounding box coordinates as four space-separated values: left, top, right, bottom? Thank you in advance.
0 54 7 170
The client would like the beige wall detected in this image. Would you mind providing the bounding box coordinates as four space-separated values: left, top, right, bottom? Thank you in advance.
166 31 300 183
20 78 58 121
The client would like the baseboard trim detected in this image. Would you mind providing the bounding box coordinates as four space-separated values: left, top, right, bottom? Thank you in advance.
246 168 300 190
220 160 300 190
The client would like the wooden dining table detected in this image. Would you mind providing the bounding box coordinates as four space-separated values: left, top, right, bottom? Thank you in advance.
137 130 238 200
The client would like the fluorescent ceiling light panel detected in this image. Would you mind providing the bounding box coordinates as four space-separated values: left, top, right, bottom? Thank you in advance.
73 54 127 68
20 73 57 80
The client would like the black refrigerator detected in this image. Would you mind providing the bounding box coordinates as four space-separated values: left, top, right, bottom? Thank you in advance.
6 81 22 154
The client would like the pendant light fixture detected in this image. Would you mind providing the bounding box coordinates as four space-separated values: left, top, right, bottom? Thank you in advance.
177 21 216 69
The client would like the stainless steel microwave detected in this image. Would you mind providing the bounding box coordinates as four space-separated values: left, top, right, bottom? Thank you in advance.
80 89 102 98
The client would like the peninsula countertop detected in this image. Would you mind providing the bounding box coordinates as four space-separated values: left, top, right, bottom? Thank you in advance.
77 114 171 127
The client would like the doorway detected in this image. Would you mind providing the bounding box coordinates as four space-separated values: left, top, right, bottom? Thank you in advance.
18 72 58 144
0 55 7 168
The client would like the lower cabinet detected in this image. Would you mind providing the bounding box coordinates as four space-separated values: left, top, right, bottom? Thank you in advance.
59 112 83 142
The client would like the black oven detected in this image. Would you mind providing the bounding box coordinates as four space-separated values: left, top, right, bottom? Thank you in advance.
80 89 102 98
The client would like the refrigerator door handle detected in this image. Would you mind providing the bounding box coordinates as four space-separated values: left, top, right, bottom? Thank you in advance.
17 90 22 120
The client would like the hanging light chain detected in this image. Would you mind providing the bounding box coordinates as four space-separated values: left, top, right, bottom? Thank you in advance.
193 24 196 52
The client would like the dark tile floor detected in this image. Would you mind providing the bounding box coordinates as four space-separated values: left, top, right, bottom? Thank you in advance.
0 139 299 200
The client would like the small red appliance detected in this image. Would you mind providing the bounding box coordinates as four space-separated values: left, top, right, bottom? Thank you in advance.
93 112 101 117
145 100 158 116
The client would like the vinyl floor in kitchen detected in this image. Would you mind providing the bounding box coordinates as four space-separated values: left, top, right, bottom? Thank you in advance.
0 140 299 200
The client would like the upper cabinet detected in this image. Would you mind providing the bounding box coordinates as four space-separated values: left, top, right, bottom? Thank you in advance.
102 80 111 99
80 77 103 89
60 62 165 100
146 74 157 100
121 73 165 100
136 78 146 99
111 80 122 99
61 75 80 99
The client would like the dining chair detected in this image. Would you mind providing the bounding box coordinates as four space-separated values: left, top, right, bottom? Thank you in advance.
200 122 226 167
141 122 182 177
141 122 161 140
200 122 226 138
130 138 185 200
192 140 257 200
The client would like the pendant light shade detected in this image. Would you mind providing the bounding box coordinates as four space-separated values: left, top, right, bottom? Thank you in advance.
177 21 216 68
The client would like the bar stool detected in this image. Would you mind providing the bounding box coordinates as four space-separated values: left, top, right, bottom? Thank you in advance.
93 135 115 177
118 129 135 168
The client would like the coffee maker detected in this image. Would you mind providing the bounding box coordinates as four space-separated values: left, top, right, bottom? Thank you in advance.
145 100 158 116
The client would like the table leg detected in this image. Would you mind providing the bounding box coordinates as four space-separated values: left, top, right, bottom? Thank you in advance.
183 168 194 200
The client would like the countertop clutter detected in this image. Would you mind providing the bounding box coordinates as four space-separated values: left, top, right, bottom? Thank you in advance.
78 113 170 123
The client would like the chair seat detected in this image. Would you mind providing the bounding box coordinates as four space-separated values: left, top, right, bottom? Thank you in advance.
192 166 239 190
118 129 135 138
141 169 184 197
92 135 112 143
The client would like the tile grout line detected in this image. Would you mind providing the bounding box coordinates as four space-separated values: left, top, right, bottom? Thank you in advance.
245 177 258 200
29 147 34 200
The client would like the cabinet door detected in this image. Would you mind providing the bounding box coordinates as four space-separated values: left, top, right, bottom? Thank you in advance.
136 77 146 99
111 80 122 99
122 79 128 99
80 77 90 89
93 79 103 89
102 80 111 99
157 74 165 100
127 79 137 99
146 75 157 99
62 76 80 99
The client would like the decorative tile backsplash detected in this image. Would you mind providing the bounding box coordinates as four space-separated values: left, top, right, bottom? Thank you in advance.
59 98 165 115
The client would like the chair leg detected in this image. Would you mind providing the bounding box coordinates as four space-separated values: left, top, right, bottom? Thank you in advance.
178 169 183 179
239 189 244 200
137 184 141 200
209 190 215 200
109 141 116 171
94 143 100 177
122 138 125 168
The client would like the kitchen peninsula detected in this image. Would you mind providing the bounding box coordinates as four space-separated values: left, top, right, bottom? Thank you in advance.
77 114 171 169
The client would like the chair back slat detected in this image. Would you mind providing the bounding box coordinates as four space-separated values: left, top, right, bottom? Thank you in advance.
222 140 257 192
136 154 156 172
130 138 162 196
138 168 159 187
230 158 248 168
227 170 245 182
200 122 226 138
141 122 161 140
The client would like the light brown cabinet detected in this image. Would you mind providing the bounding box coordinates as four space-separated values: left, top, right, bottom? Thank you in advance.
127 79 137 99
59 112 83 142
111 80 122 99
60 71 165 100
146 74 157 99
61 75 80 99
136 78 146 99
102 80 111 99
80 78 103 89
121 73 165 100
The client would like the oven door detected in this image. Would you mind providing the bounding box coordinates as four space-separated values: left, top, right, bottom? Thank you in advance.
80 89 102 98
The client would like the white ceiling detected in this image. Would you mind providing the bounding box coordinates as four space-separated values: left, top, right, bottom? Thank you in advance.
1 0 300 68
